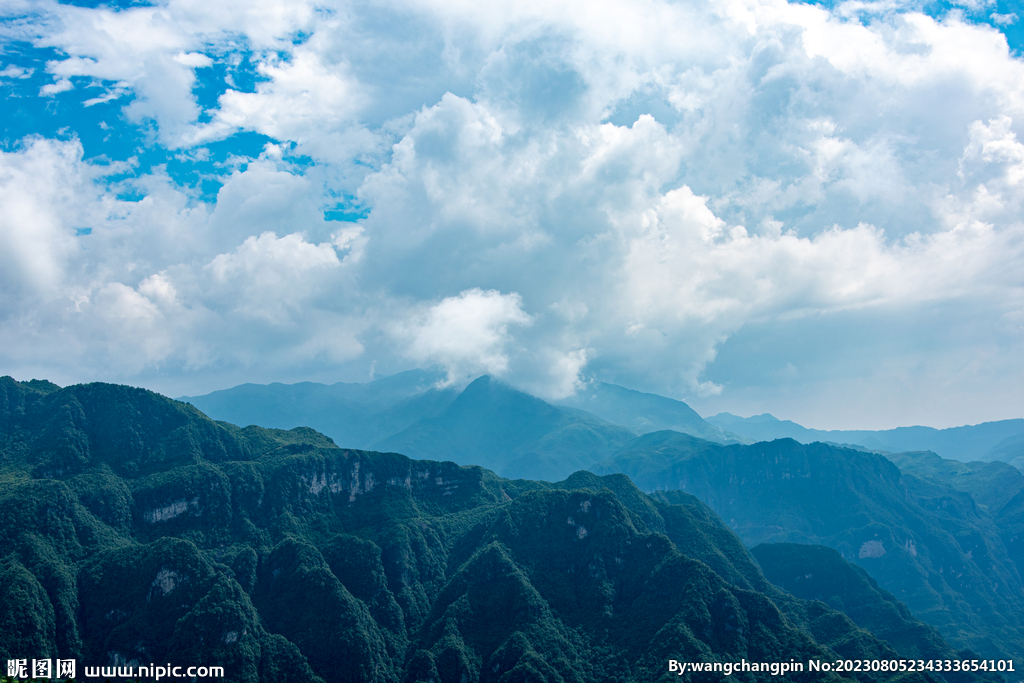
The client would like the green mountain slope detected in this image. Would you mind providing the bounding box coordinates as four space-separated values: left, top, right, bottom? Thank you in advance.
882 450 1024 601
705 414 1024 463
985 432 1024 470
752 543 987 682
592 431 1024 663
0 376 985 683
882 452 1024 516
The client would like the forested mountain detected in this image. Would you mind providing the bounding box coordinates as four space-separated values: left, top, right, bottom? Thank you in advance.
752 543 987 672
592 432 1024 663
705 413 1024 463
0 376 996 683
984 433 1024 471
882 450 1024 604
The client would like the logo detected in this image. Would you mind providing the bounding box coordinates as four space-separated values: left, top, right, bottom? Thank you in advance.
6 659 75 680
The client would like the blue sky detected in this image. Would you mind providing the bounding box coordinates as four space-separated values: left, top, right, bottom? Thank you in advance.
2 0 1023 429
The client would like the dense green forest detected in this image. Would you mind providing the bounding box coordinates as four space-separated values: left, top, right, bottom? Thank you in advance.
594 431 1024 663
0 377 1008 682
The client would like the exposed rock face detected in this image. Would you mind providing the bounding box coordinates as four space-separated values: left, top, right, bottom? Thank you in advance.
859 541 886 559
145 498 199 523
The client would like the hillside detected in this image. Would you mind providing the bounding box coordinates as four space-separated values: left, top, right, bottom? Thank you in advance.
705 414 1024 463
882 450 1024 594
593 431 1024 663
0 376 987 683
985 432 1024 470
753 543 983 677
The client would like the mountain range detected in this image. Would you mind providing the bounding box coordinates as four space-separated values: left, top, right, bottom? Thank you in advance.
706 413 1024 464
1 375 1005 682
590 431 1024 663
183 374 1024 469
178 373 1024 663
181 374 743 481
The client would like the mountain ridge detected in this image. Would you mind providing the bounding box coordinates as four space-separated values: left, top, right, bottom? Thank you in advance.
592 430 1024 663
0 375 992 682
707 413 1024 463
182 374 743 482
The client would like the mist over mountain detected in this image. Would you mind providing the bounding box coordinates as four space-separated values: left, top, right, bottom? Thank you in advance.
178 369 458 449
370 376 639 481
185 374 1023 471
4 375 992 683
592 432 1024 663
706 414 1024 463
881 450 1024 609
554 381 742 443
183 374 742 482
985 433 1024 471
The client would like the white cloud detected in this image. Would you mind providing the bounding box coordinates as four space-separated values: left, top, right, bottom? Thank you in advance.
960 116 1024 187
3 0 1024 425
206 159 328 248
0 137 364 384
39 78 72 95
395 288 533 386
29 0 321 147
0 138 97 300
210 48 366 145
173 51 214 68
0 64 33 79
203 231 343 324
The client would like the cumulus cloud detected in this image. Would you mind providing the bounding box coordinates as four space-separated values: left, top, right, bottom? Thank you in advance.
0 138 103 301
211 48 366 145
2 0 1024 425
0 137 364 386
394 288 532 386
203 231 344 324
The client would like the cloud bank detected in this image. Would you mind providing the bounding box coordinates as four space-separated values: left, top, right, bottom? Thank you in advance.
1 0 1022 428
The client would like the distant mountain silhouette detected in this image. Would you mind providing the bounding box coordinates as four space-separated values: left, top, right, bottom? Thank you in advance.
179 369 458 449
182 373 740 481
986 432 1024 470
371 376 637 480
555 380 743 442
706 412 1024 462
